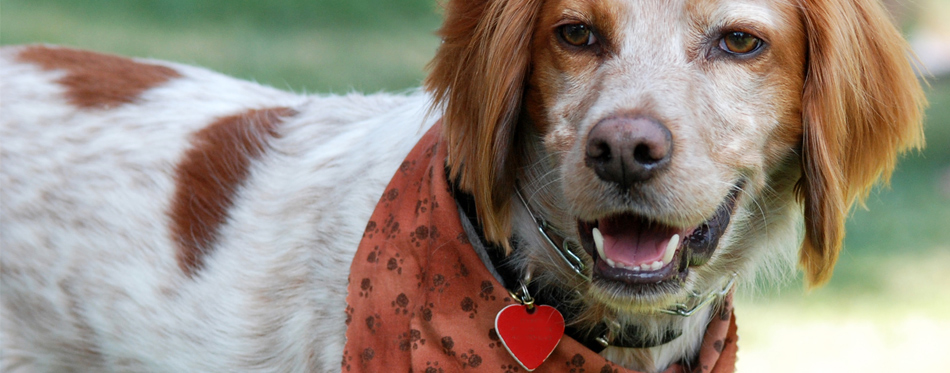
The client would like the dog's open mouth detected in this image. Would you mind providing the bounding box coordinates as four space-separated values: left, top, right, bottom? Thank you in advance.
577 186 742 287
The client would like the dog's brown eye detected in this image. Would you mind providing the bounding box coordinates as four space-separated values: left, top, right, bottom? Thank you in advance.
720 32 761 55
559 24 596 47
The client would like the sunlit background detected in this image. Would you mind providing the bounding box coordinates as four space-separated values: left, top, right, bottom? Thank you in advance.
3 0 949 371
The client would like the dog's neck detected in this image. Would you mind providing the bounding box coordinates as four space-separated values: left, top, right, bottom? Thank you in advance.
451 176 716 372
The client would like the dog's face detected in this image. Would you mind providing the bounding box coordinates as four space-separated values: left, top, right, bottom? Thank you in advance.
521 0 806 309
427 0 923 316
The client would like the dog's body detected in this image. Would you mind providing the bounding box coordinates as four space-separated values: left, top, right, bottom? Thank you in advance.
1 46 437 371
0 0 925 371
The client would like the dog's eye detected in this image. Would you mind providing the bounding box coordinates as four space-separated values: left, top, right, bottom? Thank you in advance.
719 31 762 55
559 24 597 47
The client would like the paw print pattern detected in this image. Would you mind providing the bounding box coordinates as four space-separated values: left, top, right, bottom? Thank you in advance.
366 245 381 264
420 302 435 322
441 336 455 357
358 278 373 298
341 348 352 371
364 314 381 335
478 280 496 301
566 353 586 373
429 273 449 293
459 349 482 368
423 361 444 373
453 258 469 278
387 252 404 274
342 130 738 372
460 296 477 319
487 328 501 349
363 220 378 239
398 328 426 351
391 293 410 315
345 305 354 326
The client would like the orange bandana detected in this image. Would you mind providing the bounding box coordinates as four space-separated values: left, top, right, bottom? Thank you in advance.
342 123 738 372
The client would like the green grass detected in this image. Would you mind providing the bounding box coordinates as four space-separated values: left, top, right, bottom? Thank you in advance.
1 0 443 93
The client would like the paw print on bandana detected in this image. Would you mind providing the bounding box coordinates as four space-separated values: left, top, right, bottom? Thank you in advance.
409 225 430 247
366 245 381 264
459 349 483 368
478 280 496 301
341 348 352 371
363 220 378 239
566 353 586 373
420 302 435 322
365 314 381 335
460 297 477 319
415 198 431 216
360 347 375 364
391 293 410 315
358 278 373 298
423 361 444 373
429 273 449 293
600 364 619 373
398 328 426 351
387 253 404 274
453 258 469 278
345 305 355 326
415 270 428 289
502 363 522 373
487 328 501 349
399 160 416 174
385 187 400 202
441 336 455 356
456 232 469 245
381 213 400 239
423 143 437 159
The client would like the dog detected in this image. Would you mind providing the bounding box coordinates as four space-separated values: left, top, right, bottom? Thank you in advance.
0 0 925 371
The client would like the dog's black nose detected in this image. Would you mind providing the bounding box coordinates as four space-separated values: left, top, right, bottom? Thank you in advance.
585 116 672 187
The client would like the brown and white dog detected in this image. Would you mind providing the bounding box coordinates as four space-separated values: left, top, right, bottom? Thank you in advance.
0 0 925 371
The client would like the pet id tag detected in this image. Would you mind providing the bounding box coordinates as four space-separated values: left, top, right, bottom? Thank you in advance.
494 303 565 371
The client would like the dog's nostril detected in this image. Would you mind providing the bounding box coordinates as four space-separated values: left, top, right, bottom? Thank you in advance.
633 143 658 165
587 140 611 160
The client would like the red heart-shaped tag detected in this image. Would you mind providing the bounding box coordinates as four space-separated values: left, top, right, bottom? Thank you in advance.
494 304 565 371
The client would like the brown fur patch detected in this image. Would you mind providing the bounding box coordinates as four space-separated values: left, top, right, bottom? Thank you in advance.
16 45 181 109
170 107 297 276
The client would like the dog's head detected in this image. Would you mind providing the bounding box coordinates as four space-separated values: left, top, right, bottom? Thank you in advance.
426 0 924 314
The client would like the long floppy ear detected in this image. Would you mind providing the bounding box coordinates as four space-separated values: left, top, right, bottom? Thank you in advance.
425 0 544 251
797 0 926 287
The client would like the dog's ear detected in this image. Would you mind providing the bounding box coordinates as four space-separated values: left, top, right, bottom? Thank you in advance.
425 0 544 251
797 0 926 287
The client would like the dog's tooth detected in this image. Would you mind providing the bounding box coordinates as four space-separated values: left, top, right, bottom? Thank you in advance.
663 234 679 265
592 227 606 260
650 261 663 271
639 263 652 271
605 257 618 268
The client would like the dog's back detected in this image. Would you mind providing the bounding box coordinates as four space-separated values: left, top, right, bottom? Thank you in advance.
0 45 433 371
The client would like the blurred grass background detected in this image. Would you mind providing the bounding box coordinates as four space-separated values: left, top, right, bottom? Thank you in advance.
2 0 949 371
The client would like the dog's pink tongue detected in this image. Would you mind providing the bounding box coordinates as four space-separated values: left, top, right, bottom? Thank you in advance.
599 215 675 267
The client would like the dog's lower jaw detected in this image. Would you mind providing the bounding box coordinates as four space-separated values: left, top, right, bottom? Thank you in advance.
509 201 720 372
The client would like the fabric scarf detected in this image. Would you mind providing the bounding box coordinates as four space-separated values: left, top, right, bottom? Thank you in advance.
342 123 738 372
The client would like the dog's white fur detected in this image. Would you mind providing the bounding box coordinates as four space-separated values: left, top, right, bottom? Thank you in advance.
1 48 437 371
0 0 925 371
